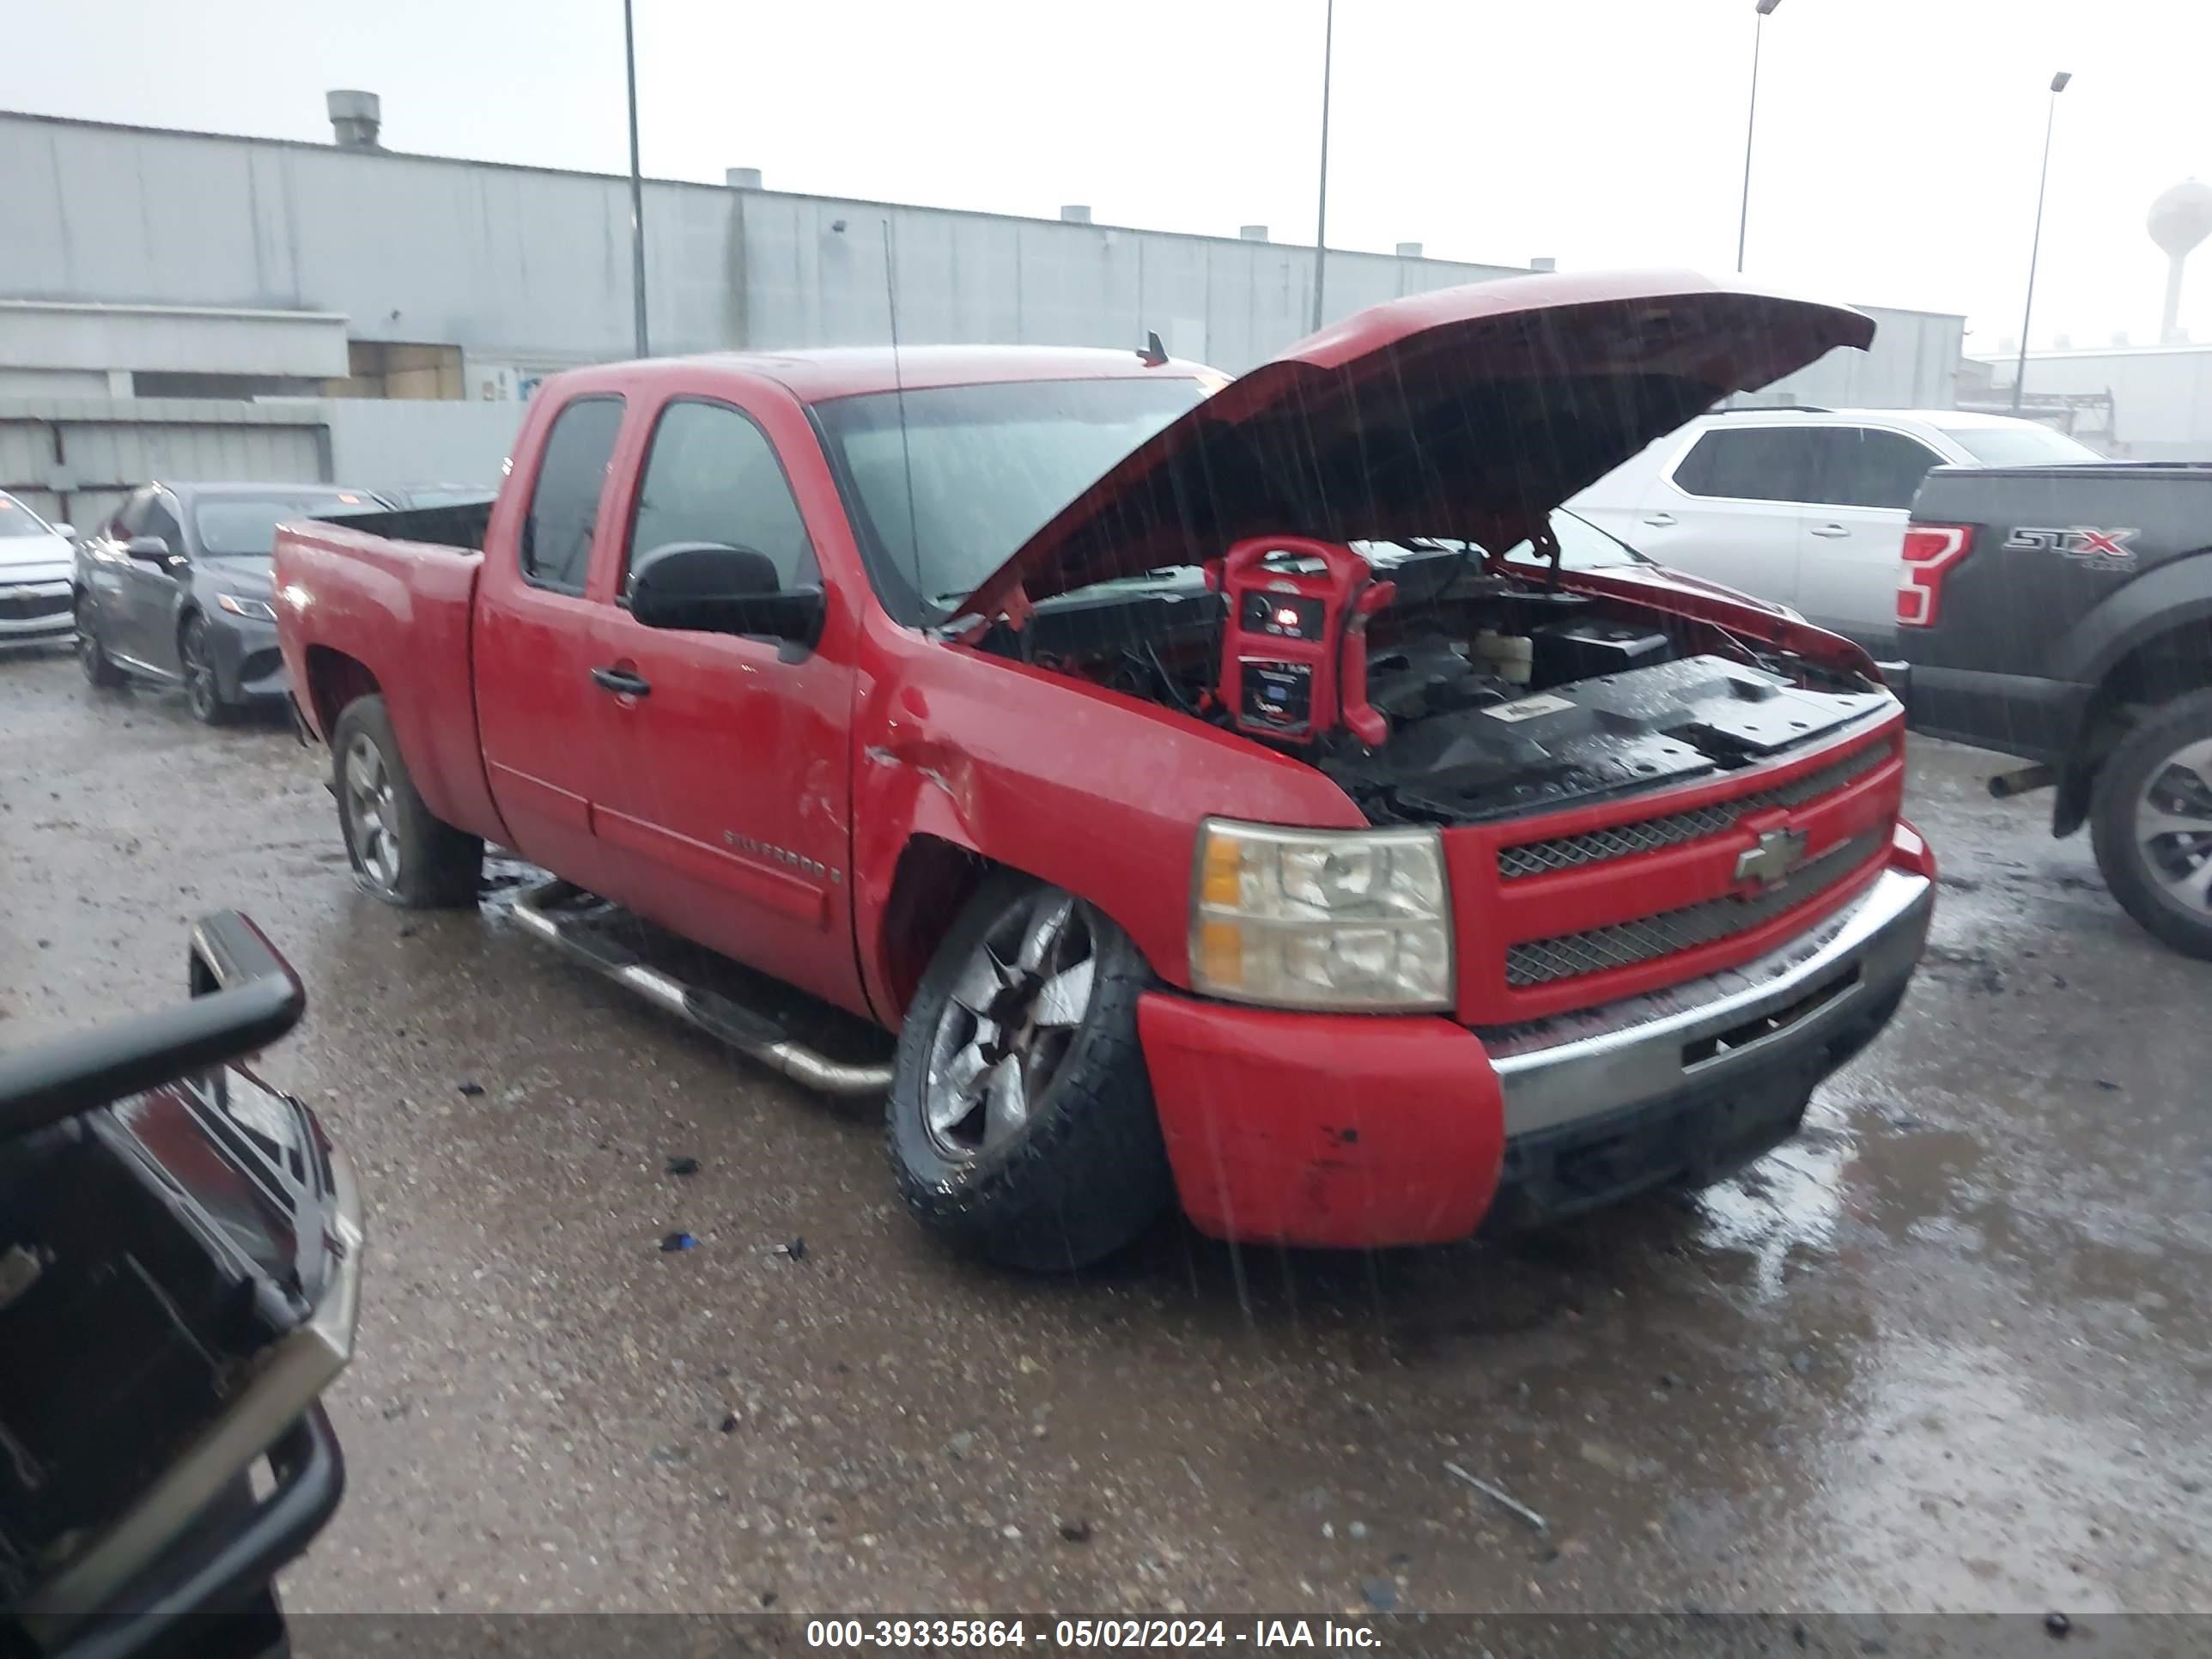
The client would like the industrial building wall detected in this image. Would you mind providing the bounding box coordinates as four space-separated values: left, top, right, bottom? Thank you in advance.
1983 348 2212 458
731 190 1524 371
0 398 331 529
322 399 526 492
1 108 1966 399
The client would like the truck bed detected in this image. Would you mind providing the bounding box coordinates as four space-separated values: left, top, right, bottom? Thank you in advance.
271 520 505 848
1899 461 2212 763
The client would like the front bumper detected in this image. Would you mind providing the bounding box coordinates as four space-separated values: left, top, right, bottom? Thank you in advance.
202 615 289 703
1139 826 1934 1249
0 580 75 641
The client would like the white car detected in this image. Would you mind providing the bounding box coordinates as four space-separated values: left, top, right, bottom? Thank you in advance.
0 491 77 647
1568 408 2101 653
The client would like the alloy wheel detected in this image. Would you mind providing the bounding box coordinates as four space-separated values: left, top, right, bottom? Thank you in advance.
922 893 1097 1161
181 619 219 721
344 732 403 895
2136 736 2212 915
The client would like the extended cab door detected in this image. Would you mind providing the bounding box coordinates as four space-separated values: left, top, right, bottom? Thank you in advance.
1620 423 1817 615
585 386 866 1016
472 392 634 892
1791 425 1945 654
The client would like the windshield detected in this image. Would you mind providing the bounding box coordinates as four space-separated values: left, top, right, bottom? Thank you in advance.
1494 508 1650 571
0 494 58 538
813 377 1209 621
192 493 374 556
1942 424 2102 466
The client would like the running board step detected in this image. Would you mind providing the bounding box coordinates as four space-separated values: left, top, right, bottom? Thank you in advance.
507 878 894 1098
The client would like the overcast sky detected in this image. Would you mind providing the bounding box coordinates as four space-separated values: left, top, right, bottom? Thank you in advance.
10 0 2211 356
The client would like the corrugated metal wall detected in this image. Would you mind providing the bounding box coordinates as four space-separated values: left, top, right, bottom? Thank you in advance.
0 111 1963 392
1983 347 2212 457
732 192 1522 371
0 399 329 527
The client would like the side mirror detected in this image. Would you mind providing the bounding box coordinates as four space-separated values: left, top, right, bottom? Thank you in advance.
125 535 173 564
630 542 825 648
51 522 75 541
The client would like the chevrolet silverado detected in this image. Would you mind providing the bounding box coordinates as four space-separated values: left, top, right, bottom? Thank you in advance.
272 270 1935 1270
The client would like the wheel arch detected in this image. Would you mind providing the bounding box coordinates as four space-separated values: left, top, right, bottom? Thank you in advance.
2056 610 2212 837
300 645 384 740
871 832 1169 1027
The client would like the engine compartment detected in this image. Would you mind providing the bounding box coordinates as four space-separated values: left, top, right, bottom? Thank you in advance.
969 541 1891 828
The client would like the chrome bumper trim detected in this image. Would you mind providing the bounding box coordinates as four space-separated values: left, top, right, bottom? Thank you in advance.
1489 868 1933 1139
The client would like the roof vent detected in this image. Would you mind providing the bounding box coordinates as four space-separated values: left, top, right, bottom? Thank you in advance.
1395 241 1423 258
1530 256 1557 273
1060 204 1092 223
326 89 381 150
1239 224 1269 242
726 167 763 190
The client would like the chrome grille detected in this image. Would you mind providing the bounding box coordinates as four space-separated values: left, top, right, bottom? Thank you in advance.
1497 739 1893 879
1505 830 1886 988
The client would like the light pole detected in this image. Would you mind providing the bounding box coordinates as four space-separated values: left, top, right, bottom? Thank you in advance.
1311 0 1334 332
2012 71 2072 413
623 0 649 357
1735 0 1781 273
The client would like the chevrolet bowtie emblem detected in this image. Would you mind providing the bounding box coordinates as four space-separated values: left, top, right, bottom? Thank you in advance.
1735 827 1808 890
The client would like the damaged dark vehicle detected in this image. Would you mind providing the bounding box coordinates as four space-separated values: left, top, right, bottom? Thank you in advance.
0 916 361 1659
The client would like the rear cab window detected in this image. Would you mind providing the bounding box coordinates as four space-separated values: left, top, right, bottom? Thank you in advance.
521 396 627 594
620 399 817 603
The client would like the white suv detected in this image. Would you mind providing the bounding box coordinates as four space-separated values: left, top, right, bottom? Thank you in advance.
1568 408 2100 653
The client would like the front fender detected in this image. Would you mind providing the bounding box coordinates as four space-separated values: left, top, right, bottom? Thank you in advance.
849 635 1366 1024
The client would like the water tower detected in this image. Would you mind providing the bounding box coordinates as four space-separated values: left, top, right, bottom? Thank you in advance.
2149 179 2212 343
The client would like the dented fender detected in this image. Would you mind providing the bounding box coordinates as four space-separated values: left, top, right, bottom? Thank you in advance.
848 618 1366 1024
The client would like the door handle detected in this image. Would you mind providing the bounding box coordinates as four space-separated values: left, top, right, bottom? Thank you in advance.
1809 523 1850 538
590 665 652 697
1641 512 1677 528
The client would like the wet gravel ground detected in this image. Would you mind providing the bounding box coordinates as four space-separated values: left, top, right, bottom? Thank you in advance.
2 644 2208 1621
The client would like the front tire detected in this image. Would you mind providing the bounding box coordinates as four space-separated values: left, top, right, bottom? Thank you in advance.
77 599 125 689
2090 689 2212 960
888 874 1171 1272
331 695 484 908
179 613 229 725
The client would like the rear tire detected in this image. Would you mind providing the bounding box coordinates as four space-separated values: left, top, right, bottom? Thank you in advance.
76 599 125 689
2090 689 2212 960
331 695 483 908
887 873 1171 1272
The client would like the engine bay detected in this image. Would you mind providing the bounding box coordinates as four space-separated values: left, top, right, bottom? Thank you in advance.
969 538 1892 827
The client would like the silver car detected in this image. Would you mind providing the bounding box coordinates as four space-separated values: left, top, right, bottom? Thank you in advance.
1568 407 2101 654
0 491 77 647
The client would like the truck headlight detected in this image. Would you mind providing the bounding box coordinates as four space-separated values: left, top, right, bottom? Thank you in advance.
1190 819 1455 1012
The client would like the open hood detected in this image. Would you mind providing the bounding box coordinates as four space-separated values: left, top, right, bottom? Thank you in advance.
951 270 1872 624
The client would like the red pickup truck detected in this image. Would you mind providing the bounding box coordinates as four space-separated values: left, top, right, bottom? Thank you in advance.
273 270 1935 1270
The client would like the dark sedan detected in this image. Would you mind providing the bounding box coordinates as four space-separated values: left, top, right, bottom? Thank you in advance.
74 482 386 723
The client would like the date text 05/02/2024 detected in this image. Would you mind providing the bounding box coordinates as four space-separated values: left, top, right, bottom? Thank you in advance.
803 1619 1382 1650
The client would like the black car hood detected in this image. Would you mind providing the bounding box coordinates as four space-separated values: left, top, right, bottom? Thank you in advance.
951 270 1873 624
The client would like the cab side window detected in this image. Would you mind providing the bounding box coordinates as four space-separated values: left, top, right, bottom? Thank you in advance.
521 397 626 595
623 399 817 599
109 490 149 540
1670 428 1822 503
140 496 184 554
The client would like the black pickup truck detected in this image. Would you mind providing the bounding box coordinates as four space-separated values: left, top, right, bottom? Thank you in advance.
1892 461 2212 957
